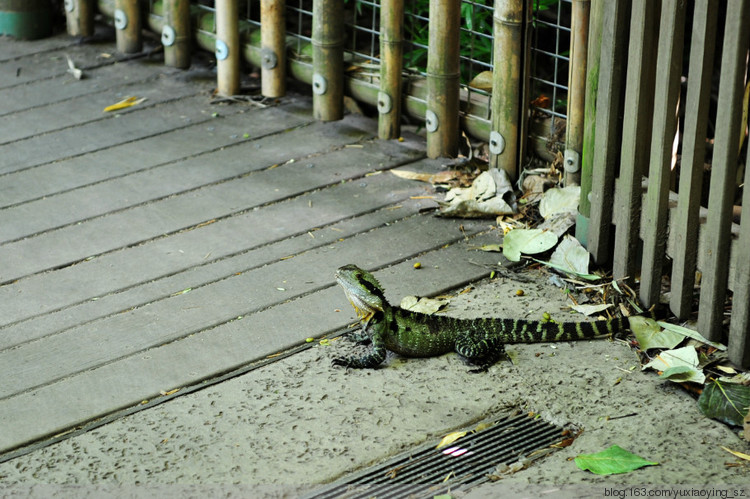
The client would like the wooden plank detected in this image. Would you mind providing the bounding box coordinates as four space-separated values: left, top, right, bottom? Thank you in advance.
612 0 658 282
698 0 750 341
0 71 217 146
587 0 631 263
0 101 309 208
0 153 429 328
639 0 686 307
2 115 372 242
0 59 174 117
0 38 134 88
0 213 491 399
0 235 502 453
669 0 718 319
0 136 423 282
0 194 435 350
0 92 222 174
729 141 750 367
0 33 80 62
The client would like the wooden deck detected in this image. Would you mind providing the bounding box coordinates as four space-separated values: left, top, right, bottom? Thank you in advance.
0 32 502 455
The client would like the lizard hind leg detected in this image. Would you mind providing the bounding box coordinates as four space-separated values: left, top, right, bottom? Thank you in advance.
455 333 508 372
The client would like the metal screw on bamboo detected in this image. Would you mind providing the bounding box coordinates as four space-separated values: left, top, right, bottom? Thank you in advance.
114 0 142 54
490 0 529 179
65 0 94 37
378 0 404 140
216 0 240 96
426 0 460 158
564 0 589 186
312 0 344 121
163 0 191 69
261 0 286 98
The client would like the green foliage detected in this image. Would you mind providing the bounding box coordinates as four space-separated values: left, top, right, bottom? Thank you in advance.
343 0 562 85
698 380 750 427
575 445 658 475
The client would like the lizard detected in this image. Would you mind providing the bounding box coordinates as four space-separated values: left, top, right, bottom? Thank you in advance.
331 264 635 370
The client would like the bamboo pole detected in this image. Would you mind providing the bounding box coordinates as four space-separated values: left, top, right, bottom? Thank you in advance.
312 0 344 121
163 0 191 69
66 0 94 37
425 0 460 158
490 0 525 178
261 0 286 98
114 0 142 53
378 0 404 139
564 0 589 186
216 0 240 96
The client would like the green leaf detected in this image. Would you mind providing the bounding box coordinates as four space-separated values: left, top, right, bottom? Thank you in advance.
531 257 601 281
642 346 706 384
660 365 704 383
657 321 727 351
630 316 683 350
698 380 750 427
575 445 658 475
502 228 558 262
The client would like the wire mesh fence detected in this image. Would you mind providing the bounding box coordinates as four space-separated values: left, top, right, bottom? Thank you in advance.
160 0 574 152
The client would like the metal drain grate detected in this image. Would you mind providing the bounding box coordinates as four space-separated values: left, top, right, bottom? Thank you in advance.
305 411 568 499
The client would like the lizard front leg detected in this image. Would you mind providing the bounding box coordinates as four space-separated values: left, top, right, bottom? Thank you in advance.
344 312 374 344
332 316 387 368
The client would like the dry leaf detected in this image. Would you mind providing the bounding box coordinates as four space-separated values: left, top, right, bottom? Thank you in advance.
103 96 146 112
722 446 750 461
468 70 493 91
436 431 467 449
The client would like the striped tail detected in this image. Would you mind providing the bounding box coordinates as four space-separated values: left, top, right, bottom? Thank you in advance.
453 316 630 343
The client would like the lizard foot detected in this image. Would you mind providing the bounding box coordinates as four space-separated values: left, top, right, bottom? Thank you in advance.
465 344 508 373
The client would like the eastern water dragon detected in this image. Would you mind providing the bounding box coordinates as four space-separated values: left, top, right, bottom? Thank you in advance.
332 264 636 370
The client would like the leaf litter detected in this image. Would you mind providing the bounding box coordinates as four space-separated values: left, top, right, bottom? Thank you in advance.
389 144 750 441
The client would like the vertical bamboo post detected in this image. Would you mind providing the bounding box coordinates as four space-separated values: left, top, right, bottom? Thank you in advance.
114 0 142 54
564 0 589 186
65 0 94 37
489 0 525 177
216 0 240 96
426 0 460 158
378 0 404 139
261 0 286 98
698 0 750 341
163 0 191 69
312 0 344 121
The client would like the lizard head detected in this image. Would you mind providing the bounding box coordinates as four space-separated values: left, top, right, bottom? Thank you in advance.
335 264 387 320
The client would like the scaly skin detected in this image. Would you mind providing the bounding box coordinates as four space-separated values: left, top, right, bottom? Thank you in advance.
332 264 630 370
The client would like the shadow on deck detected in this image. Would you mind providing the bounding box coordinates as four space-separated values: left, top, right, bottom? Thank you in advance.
0 32 501 456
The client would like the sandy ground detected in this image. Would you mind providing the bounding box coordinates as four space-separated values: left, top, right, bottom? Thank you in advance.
1 267 748 497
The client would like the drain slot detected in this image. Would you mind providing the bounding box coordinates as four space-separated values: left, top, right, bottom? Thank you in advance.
306 411 569 499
